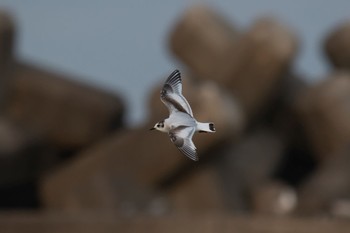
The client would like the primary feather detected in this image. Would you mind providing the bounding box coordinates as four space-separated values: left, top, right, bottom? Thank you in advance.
160 70 193 117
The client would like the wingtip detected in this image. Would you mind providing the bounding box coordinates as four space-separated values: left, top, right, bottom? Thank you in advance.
184 148 199 161
172 69 180 74
168 69 181 80
186 153 199 162
192 156 199 162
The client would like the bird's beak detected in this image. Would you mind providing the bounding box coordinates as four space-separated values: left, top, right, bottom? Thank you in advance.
149 127 155 131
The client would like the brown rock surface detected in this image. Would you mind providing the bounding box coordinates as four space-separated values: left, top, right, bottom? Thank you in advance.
40 128 185 211
165 165 226 213
0 10 14 66
297 150 350 215
324 21 350 69
170 8 298 118
169 5 240 83
226 18 298 117
4 62 124 149
0 117 56 185
296 72 350 160
0 10 15 110
217 128 286 211
251 181 297 216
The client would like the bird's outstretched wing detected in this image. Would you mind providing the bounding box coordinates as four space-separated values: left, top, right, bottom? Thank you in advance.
169 125 197 161
160 70 193 117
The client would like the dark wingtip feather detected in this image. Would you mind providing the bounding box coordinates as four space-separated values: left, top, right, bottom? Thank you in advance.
171 69 180 76
166 69 181 85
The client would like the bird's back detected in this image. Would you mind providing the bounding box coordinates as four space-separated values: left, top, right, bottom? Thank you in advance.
166 111 196 129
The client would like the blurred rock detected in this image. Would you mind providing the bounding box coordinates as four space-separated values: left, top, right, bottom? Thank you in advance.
0 116 59 184
170 9 298 118
218 128 286 212
0 118 26 157
296 72 350 160
253 72 310 140
251 180 297 216
0 10 14 66
0 117 44 184
0 10 15 110
0 116 59 208
297 150 350 215
4 62 125 149
169 5 240 83
224 18 298 118
0 10 128 209
165 165 226 213
256 73 318 188
40 128 185 211
324 20 350 69
331 198 350 218
217 128 286 212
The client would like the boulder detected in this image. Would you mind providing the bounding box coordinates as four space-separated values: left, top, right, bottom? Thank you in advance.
170 8 298 118
4 62 125 149
296 72 350 160
324 21 350 69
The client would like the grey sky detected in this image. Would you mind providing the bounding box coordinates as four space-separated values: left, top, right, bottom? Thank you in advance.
0 0 349 126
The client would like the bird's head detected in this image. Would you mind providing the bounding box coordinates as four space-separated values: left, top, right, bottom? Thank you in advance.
150 120 166 132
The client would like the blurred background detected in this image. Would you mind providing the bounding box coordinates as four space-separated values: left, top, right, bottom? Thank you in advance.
1 0 350 126
1 0 350 232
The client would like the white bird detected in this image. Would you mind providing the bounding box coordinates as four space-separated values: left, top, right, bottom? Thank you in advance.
150 70 216 161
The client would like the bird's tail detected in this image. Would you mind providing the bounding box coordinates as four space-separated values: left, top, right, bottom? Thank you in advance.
197 122 216 133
